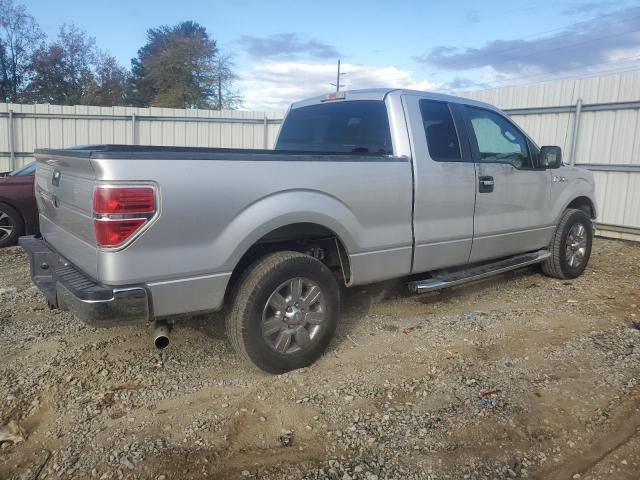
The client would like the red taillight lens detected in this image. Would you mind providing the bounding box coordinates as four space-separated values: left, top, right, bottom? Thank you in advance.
93 185 156 248
94 186 155 214
94 219 146 247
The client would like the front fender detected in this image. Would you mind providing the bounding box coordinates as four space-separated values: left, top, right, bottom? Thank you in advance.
552 176 597 224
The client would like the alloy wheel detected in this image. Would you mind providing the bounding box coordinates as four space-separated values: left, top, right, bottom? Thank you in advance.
565 223 587 268
0 210 14 242
261 277 326 354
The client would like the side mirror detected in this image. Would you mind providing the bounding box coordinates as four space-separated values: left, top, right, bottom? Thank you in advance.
540 146 562 169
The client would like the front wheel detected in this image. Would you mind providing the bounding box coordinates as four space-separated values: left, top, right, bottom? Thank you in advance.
226 251 340 373
542 208 593 279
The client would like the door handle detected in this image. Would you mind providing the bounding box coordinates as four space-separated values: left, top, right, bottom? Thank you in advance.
479 176 494 193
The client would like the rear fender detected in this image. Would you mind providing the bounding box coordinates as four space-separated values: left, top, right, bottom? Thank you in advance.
215 189 360 273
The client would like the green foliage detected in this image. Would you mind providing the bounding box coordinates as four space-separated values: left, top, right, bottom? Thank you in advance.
84 55 129 107
0 2 239 108
0 0 44 102
127 21 240 109
25 24 129 106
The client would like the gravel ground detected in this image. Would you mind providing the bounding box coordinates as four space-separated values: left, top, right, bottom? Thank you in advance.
0 238 639 480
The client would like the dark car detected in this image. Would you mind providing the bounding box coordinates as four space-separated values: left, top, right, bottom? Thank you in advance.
0 162 38 247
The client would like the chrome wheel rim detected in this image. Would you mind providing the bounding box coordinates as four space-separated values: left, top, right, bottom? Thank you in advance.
261 277 326 354
0 210 14 242
565 222 587 268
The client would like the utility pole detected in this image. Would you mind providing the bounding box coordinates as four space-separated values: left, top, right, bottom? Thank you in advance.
218 74 223 110
330 59 346 93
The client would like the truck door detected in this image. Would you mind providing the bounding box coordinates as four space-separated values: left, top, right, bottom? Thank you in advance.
461 105 553 263
401 95 477 273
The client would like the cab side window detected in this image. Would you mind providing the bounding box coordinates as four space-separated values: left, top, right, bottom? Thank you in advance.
466 106 533 169
419 100 462 161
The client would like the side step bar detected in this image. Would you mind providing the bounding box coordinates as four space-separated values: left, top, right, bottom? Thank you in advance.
408 249 551 294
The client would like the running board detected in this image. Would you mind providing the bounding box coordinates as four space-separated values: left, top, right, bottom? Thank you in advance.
408 249 551 294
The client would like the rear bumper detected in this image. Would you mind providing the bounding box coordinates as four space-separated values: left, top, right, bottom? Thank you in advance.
19 235 150 327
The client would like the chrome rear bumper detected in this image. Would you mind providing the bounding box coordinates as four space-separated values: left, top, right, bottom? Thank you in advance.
19 235 150 327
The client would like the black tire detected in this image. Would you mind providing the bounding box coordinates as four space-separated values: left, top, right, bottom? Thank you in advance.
0 203 23 248
226 251 340 373
542 208 593 279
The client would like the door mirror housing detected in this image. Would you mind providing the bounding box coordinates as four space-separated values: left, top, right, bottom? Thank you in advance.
540 146 562 169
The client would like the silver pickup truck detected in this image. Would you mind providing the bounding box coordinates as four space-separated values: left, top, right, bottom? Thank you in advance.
21 88 596 373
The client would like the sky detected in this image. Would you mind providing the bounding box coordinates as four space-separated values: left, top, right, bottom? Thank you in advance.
23 0 640 110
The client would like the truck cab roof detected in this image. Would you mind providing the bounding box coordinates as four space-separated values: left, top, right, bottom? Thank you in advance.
290 88 500 112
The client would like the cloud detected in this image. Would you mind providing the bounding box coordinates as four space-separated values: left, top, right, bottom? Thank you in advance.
446 77 491 90
466 10 480 23
415 6 640 75
561 1 617 15
237 62 442 111
238 33 341 60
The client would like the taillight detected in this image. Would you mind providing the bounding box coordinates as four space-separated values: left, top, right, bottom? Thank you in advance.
93 185 156 248
94 187 155 214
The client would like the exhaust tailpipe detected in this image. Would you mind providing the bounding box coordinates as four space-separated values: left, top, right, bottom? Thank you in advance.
154 320 171 349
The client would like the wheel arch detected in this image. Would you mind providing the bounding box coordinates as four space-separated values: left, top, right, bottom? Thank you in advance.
213 188 362 290
566 196 596 219
224 221 353 302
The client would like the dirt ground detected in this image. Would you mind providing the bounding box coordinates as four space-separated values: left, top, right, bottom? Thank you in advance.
0 238 639 480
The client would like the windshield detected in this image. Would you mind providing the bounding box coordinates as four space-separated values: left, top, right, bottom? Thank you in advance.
276 100 393 155
11 162 36 176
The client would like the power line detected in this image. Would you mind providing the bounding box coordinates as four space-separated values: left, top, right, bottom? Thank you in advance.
488 23 640 63
446 11 640 64
457 63 640 94
410 18 640 78
468 52 640 90
392 9 640 71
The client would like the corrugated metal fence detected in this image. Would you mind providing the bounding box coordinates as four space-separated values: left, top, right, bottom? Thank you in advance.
0 104 284 171
2 70 639 240
464 71 640 241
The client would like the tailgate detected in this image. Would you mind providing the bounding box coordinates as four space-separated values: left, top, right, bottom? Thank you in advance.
35 151 99 279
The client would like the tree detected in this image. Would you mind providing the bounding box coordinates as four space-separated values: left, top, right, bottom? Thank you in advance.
214 54 242 110
25 24 128 106
83 54 128 106
0 0 44 102
26 24 94 104
127 21 239 109
25 42 67 104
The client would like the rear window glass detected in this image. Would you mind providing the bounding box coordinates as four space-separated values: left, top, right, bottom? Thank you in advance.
275 100 393 155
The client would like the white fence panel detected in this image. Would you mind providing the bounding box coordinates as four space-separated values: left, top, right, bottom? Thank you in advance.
464 70 640 240
0 103 284 172
2 70 639 240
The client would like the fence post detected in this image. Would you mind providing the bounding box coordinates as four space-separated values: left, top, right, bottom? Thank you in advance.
8 109 15 170
131 113 137 145
263 114 268 149
569 98 583 166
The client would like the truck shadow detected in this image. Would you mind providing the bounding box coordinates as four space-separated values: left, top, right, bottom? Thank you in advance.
178 266 544 351
330 265 545 349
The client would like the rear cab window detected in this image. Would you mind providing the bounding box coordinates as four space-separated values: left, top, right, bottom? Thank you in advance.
419 100 462 162
275 100 393 155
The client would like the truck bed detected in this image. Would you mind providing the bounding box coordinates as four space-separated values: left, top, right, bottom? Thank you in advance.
34 144 414 318
36 144 402 161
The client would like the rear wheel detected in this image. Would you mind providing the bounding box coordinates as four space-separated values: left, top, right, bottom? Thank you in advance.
0 203 23 248
542 208 592 279
226 251 340 373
